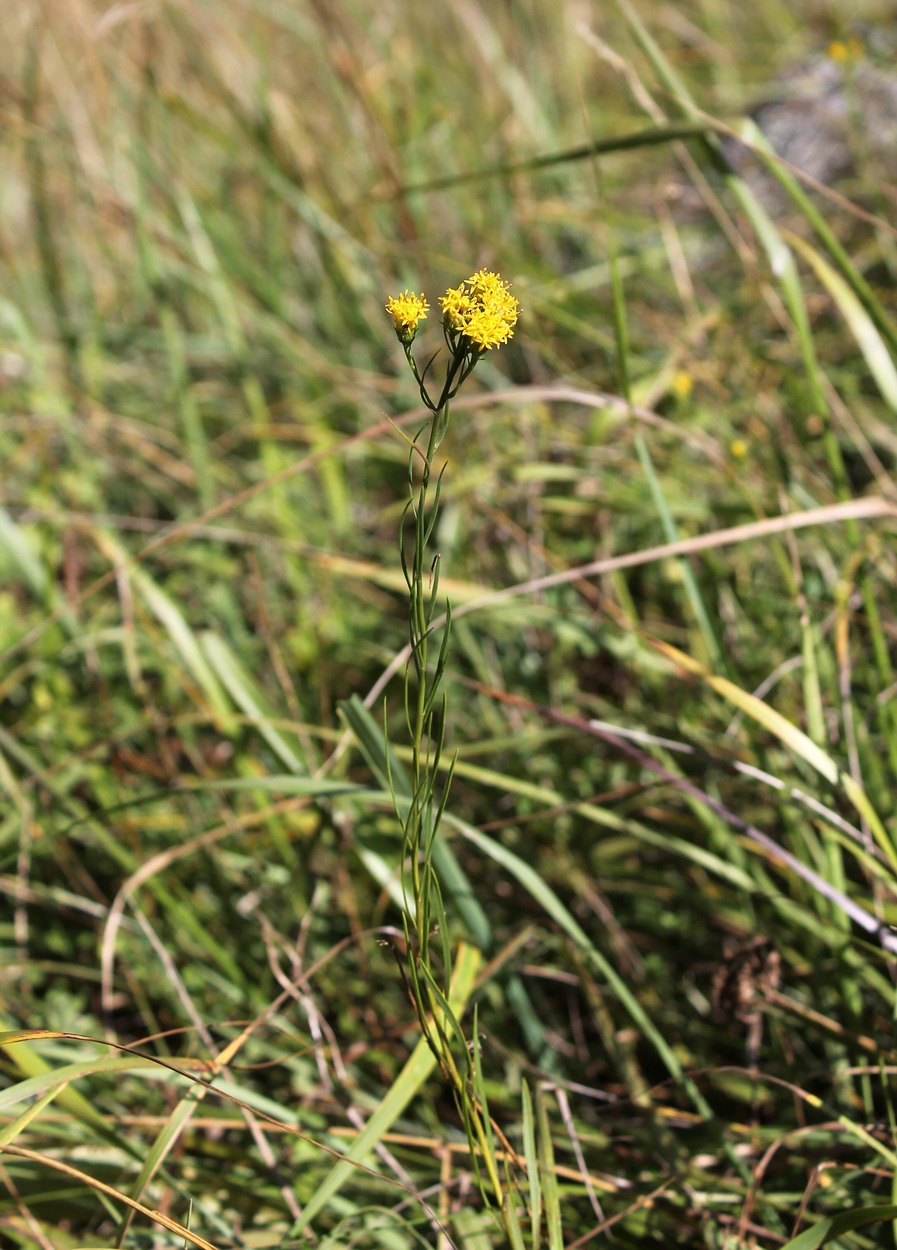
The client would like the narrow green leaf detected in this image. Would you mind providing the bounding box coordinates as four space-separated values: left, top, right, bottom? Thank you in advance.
339 695 493 950
779 1220 832 1250
0 508 49 599
780 1205 897 1249
133 569 231 722
0 1086 61 1147
201 631 306 772
287 942 481 1235
786 229 897 411
537 1086 563 1250
521 1080 542 1248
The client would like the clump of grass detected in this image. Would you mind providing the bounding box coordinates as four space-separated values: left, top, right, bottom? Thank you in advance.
2 1 897 1248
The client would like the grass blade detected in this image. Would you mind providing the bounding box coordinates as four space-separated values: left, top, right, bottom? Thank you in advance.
287 941 481 1236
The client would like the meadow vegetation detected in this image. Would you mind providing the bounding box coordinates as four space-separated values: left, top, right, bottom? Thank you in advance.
2 1 897 1246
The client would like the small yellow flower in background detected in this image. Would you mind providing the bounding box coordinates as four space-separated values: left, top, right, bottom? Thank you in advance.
827 37 863 63
385 290 429 344
672 369 693 401
440 269 520 351
730 437 748 459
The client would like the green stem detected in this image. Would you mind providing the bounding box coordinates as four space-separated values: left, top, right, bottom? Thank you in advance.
392 330 514 1223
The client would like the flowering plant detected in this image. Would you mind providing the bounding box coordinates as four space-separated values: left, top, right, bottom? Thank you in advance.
386 269 519 408
382 270 520 1215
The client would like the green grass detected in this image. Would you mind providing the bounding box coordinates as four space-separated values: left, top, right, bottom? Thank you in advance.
2 1 897 1246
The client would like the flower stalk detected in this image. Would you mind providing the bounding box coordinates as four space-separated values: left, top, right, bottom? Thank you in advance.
384 270 520 1214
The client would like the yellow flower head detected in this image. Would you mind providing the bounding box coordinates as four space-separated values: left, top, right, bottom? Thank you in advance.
440 269 520 351
385 290 429 344
827 37 863 63
672 370 693 400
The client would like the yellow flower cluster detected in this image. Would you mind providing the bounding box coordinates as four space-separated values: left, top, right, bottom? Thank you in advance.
385 270 520 352
385 290 429 343
440 269 520 350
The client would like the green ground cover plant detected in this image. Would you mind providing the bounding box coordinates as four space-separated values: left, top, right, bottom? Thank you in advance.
2 0 897 1246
